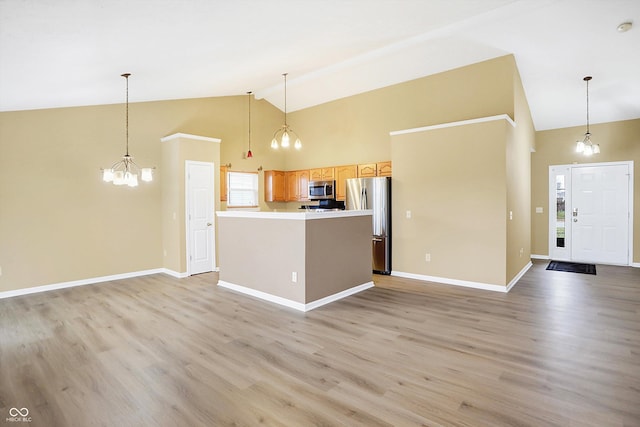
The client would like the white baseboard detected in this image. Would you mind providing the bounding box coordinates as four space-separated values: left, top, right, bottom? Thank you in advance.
530 254 550 260
217 280 374 312
507 261 532 291
0 268 170 300
161 269 189 278
632 262 640 268
392 271 509 293
392 262 532 293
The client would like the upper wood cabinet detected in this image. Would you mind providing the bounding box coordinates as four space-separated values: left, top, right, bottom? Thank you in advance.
310 167 335 181
335 165 358 201
220 165 228 201
298 170 310 201
309 168 323 181
357 163 377 177
286 170 310 202
264 170 285 202
377 161 392 177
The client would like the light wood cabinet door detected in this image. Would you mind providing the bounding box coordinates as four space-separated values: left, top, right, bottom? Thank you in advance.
285 170 310 201
377 161 392 177
310 167 335 181
309 168 323 181
265 170 285 202
220 165 228 201
297 170 310 201
336 165 357 201
358 163 377 177
285 171 297 201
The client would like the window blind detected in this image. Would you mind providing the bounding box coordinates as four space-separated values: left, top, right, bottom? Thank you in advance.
227 171 259 207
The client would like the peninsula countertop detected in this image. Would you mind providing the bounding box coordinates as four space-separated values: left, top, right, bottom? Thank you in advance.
216 209 373 220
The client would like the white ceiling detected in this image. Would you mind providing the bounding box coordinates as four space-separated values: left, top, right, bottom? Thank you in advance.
1 0 639 130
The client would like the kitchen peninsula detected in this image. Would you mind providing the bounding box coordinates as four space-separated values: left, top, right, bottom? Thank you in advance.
216 210 373 311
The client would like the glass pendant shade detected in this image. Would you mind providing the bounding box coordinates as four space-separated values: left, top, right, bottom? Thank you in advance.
247 150 253 158
281 130 290 148
271 138 279 149
294 138 301 150
103 168 114 182
141 168 153 182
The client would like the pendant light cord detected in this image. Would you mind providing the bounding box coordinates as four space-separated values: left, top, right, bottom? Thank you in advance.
283 73 288 127
247 91 252 150
584 76 591 135
122 73 130 156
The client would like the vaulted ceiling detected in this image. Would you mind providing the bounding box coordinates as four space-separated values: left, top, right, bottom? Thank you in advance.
1 0 638 131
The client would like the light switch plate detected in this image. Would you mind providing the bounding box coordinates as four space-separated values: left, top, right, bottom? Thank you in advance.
536 207 544 213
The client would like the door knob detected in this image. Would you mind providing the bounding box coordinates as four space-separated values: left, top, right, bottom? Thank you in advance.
206 222 212 226
573 218 578 222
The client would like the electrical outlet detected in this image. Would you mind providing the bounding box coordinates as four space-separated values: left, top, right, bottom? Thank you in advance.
425 253 431 262
0 266 2 276
406 210 412 219
535 207 544 214
291 272 297 283
519 248 524 257
509 211 513 220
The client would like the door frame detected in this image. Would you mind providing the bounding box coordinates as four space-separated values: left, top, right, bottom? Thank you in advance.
548 160 634 265
185 160 216 276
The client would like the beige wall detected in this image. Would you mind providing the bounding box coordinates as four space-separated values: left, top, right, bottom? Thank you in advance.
391 120 509 285
506 63 535 281
0 96 285 292
531 118 640 263
289 55 531 287
286 55 516 170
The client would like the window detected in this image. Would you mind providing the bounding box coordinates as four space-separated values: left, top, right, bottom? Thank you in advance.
227 171 259 207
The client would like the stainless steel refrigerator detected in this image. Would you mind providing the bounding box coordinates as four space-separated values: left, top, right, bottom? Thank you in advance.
345 176 391 274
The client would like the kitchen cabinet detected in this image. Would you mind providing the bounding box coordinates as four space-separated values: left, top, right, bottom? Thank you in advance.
297 170 310 201
286 170 310 201
310 167 335 181
377 161 392 177
220 165 228 201
264 170 285 202
335 164 357 201
357 163 377 177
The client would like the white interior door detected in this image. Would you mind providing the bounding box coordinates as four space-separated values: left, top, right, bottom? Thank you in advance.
186 161 215 275
571 164 630 265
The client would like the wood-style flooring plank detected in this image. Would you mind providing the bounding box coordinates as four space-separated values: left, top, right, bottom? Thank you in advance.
1 260 639 426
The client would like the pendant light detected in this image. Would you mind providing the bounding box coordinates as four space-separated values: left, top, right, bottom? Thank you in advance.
270 73 301 150
102 73 154 186
246 91 253 158
575 76 600 156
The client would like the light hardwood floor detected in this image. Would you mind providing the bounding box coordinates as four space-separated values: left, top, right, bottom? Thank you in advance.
1 261 639 426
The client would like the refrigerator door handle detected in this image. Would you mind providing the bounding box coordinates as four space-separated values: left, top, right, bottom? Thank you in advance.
373 237 383 242
361 188 367 210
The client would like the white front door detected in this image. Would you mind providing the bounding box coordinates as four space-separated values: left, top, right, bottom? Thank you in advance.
571 164 630 265
186 161 215 275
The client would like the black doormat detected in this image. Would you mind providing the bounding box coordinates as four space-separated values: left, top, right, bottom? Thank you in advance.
546 261 596 275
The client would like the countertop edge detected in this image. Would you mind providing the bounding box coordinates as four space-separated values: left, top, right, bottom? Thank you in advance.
216 210 373 220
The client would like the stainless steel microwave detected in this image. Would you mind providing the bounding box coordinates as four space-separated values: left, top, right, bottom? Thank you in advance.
308 180 335 200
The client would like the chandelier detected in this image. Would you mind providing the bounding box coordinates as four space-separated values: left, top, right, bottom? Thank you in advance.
575 76 600 156
270 73 301 150
102 73 154 186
